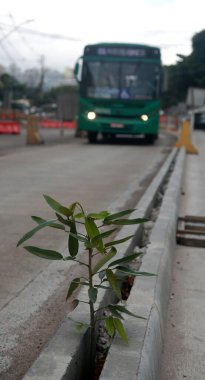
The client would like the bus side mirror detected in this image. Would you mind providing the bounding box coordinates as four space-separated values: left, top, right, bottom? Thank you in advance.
74 62 79 81
74 58 83 83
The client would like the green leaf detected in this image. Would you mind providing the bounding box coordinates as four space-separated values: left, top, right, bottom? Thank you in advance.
108 252 142 268
66 278 80 300
106 269 121 300
109 304 146 320
43 194 72 217
105 234 134 247
107 305 124 319
116 266 156 276
75 322 85 332
69 232 89 244
31 216 46 224
85 218 100 239
63 256 76 261
92 228 118 250
74 212 85 219
105 316 115 337
92 238 104 253
56 213 72 227
31 216 65 231
85 218 104 252
87 211 109 220
24 246 63 260
92 247 117 275
69 202 84 214
69 222 79 257
88 287 98 303
71 299 79 310
104 209 135 222
17 219 61 247
105 218 148 226
93 228 118 240
113 318 128 344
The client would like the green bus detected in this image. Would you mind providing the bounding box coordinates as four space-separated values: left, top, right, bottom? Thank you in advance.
74 43 162 143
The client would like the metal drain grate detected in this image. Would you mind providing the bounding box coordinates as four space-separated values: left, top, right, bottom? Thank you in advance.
177 215 205 247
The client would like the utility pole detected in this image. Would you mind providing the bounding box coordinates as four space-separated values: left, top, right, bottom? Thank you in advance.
38 54 45 100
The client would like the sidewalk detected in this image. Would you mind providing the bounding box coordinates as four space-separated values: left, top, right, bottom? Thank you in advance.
160 130 205 380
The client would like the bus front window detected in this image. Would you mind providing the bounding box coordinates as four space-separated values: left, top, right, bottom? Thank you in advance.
82 61 120 99
82 61 160 100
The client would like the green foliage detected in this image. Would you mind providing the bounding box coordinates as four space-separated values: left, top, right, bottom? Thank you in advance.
0 73 27 103
17 196 154 356
162 29 205 108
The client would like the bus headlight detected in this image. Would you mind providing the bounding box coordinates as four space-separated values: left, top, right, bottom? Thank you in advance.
141 114 149 121
87 112 96 120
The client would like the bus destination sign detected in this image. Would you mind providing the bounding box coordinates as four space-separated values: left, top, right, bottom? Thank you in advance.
98 47 147 57
85 45 160 58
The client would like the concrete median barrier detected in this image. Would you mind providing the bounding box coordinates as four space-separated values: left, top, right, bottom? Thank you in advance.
101 148 185 380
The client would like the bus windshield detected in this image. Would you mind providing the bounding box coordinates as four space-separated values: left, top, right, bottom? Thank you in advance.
82 61 160 100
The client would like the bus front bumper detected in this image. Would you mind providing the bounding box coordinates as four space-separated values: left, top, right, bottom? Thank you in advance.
78 115 159 135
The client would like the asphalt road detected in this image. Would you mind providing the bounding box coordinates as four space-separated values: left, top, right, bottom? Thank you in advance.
0 128 176 379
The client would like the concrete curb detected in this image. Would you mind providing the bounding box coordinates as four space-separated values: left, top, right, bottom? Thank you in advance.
100 148 186 380
23 147 182 380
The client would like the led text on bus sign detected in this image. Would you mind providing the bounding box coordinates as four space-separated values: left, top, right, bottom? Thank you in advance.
97 47 147 57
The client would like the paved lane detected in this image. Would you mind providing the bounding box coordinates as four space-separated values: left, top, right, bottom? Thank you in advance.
0 130 175 379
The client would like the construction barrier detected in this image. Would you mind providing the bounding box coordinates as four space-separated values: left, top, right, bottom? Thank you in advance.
26 116 44 145
175 119 198 154
160 114 179 131
0 120 21 134
40 119 76 129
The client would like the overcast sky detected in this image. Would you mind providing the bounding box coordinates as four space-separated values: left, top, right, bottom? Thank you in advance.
0 0 204 72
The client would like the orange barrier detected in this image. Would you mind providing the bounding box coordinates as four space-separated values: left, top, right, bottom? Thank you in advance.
175 119 198 154
40 119 76 129
0 120 21 134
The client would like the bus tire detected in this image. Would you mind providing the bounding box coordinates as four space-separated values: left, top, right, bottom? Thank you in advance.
102 132 116 142
145 134 155 144
102 132 109 141
88 131 97 143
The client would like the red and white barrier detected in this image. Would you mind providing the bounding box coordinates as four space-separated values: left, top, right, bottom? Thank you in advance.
40 119 76 129
0 121 21 134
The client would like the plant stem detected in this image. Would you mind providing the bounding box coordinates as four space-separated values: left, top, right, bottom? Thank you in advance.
88 247 95 377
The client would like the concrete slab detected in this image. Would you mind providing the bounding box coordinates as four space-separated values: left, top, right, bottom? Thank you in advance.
160 130 205 380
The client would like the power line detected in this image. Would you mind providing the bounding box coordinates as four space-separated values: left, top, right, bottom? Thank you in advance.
0 19 34 43
0 21 81 42
8 14 38 57
0 24 26 62
0 27 16 63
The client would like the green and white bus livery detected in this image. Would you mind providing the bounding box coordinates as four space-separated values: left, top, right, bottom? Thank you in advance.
74 43 162 143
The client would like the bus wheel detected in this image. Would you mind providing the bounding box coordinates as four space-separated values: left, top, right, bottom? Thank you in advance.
88 132 97 143
102 133 116 142
102 132 109 141
145 134 155 144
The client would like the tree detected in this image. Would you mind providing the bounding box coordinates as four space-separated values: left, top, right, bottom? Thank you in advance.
162 29 205 108
0 73 26 106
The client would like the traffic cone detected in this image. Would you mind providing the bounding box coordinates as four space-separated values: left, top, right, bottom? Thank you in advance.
175 119 198 154
26 116 44 144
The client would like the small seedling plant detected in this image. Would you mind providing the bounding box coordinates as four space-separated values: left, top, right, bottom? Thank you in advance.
17 195 154 373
